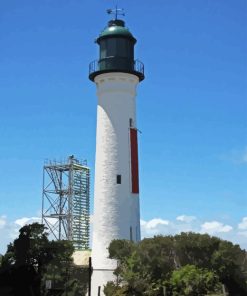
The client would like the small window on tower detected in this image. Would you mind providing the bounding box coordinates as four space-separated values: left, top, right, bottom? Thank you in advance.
116 175 121 184
129 118 133 127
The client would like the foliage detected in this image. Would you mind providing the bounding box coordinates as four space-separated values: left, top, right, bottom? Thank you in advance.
211 240 247 293
0 222 88 296
0 223 51 296
108 239 135 264
40 240 75 295
106 233 247 296
169 265 221 296
174 233 247 295
104 281 129 296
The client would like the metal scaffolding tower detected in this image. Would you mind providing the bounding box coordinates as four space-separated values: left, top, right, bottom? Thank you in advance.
42 156 90 250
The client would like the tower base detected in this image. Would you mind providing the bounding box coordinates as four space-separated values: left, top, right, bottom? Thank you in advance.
91 269 116 296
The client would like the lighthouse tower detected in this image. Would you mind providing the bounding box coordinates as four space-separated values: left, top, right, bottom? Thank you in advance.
89 9 144 294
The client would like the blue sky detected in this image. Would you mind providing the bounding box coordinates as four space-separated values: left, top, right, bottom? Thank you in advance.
0 0 246 253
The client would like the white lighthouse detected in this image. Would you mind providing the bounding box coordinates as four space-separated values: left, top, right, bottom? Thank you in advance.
89 9 145 295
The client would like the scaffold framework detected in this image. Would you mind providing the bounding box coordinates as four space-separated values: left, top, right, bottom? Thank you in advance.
42 156 90 250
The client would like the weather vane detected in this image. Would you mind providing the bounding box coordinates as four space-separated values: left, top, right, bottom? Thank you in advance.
107 5 125 20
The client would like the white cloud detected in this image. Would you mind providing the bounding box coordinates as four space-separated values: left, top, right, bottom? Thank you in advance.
140 217 242 248
1 214 246 254
0 216 7 229
15 217 41 227
140 219 146 226
238 217 247 230
145 218 169 229
0 215 42 254
200 221 233 234
141 215 200 238
176 215 196 223
42 217 58 227
141 218 170 236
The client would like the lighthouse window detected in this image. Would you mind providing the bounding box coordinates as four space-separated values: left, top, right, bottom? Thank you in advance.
100 40 107 58
117 38 127 57
107 38 117 56
116 174 121 184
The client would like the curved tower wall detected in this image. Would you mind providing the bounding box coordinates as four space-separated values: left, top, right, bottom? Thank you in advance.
91 72 140 294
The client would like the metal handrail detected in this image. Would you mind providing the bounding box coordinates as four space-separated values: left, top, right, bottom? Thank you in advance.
89 58 144 76
134 59 144 75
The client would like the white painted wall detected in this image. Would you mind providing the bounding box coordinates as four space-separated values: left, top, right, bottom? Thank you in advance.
91 72 141 295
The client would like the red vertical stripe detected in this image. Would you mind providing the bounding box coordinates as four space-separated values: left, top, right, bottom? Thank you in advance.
130 128 139 194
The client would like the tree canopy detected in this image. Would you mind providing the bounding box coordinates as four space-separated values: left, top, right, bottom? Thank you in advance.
105 233 247 296
0 223 88 296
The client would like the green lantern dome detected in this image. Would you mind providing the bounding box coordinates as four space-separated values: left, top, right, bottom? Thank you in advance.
98 20 136 41
89 18 144 82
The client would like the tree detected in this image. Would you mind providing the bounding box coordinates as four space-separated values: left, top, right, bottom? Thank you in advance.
211 240 247 295
107 236 175 295
104 281 128 296
174 233 247 295
0 223 88 296
106 233 247 296
169 265 221 296
14 223 51 269
173 232 221 268
1 223 51 296
41 240 74 296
